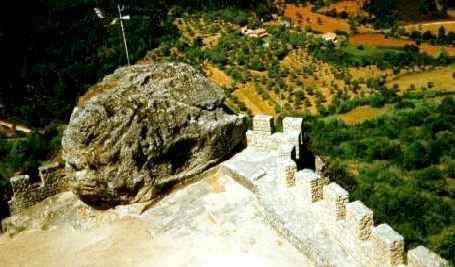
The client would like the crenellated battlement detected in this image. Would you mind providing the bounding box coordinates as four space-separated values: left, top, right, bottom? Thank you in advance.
8 162 70 215
221 114 448 267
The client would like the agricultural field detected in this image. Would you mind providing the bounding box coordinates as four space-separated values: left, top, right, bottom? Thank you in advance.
405 21 455 34
334 104 393 125
350 34 455 56
317 1 367 17
386 64 455 92
282 4 372 33
143 9 455 121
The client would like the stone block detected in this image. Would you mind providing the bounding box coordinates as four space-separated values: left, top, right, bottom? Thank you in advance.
284 131 301 159
407 246 448 267
296 170 323 202
38 162 60 185
270 132 284 150
10 175 31 195
253 115 273 133
323 182 349 221
246 130 271 149
371 224 404 266
278 144 294 161
277 159 297 188
346 201 374 240
315 155 324 175
282 117 303 133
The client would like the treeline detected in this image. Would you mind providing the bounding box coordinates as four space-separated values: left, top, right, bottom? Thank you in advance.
407 27 455 46
0 0 273 128
0 0 273 218
309 39 451 69
1 0 172 127
365 0 449 27
305 95 455 264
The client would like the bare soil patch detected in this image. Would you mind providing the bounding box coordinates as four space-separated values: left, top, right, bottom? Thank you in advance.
336 104 393 125
284 4 371 33
233 83 276 116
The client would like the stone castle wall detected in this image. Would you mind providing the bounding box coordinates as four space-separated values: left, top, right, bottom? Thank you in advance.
8 162 70 215
222 115 448 267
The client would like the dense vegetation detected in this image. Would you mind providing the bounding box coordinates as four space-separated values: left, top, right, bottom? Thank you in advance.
0 0 273 218
309 41 449 69
0 0 273 128
366 0 450 27
407 27 455 46
305 95 455 264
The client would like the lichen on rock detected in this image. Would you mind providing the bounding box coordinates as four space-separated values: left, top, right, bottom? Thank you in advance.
62 62 246 207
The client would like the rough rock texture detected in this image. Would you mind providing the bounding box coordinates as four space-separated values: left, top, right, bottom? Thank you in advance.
62 62 246 207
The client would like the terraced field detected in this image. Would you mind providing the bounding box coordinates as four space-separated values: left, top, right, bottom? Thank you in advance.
283 4 372 33
386 65 455 92
351 34 455 56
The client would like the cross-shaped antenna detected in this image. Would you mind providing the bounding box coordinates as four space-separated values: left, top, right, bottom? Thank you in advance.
93 5 131 66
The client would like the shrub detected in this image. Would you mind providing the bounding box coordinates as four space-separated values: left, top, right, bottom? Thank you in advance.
368 94 386 107
446 160 455 178
403 142 429 169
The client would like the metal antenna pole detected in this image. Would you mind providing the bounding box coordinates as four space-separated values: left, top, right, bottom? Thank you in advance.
117 5 131 66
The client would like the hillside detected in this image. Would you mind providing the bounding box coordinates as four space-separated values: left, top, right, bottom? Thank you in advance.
0 0 454 266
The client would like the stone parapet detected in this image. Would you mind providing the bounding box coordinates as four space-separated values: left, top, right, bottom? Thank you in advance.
323 182 350 221
277 159 297 188
296 170 323 203
8 162 69 215
222 114 447 266
407 246 449 267
282 117 303 133
346 201 374 241
253 115 273 133
222 114 448 266
246 130 271 149
247 115 303 158
371 224 405 266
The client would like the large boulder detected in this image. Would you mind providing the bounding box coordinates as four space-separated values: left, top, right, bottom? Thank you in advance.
62 62 246 207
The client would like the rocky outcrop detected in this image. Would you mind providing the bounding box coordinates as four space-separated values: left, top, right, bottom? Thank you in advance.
62 62 246 208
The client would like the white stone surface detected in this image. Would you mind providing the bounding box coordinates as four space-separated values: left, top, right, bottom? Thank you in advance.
220 115 448 266
407 246 449 267
0 174 313 267
296 170 323 203
372 224 405 266
282 117 303 133
346 201 373 240
278 144 294 161
253 115 273 133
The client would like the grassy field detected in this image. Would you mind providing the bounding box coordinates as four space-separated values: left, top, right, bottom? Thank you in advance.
334 104 393 125
205 64 232 88
386 64 455 92
351 34 455 56
342 44 404 60
233 82 276 115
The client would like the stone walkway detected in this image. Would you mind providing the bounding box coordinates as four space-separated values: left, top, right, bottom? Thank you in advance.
219 115 448 267
221 147 359 267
